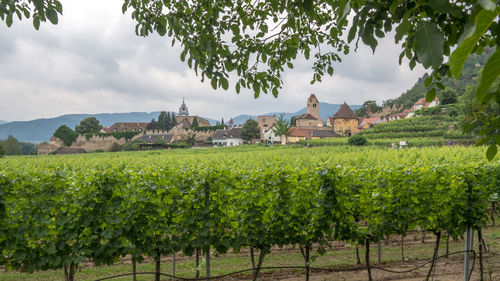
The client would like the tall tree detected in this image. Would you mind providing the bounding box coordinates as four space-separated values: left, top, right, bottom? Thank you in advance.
241 119 260 143
191 117 199 128
2 135 20 155
75 117 102 134
170 113 177 129
158 111 167 131
272 114 292 145
0 142 5 158
166 112 172 130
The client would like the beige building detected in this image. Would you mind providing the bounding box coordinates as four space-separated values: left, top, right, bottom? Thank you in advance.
295 94 323 128
327 102 360 136
257 115 277 138
175 98 211 127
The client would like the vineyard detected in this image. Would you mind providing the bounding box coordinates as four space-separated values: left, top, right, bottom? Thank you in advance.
0 146 499 281
302 116 476 147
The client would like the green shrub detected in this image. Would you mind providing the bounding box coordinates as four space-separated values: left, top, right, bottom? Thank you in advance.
53 125 78 146
0 143 5 158
348 135 368 146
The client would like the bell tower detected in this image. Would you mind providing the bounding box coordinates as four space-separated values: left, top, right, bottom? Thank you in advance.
179 97 189 116
306 94 320 119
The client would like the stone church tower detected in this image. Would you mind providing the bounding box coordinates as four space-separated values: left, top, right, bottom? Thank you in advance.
179 97 189 116
307 94 320 119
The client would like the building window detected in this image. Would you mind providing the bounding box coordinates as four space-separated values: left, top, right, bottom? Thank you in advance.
313 103 316 108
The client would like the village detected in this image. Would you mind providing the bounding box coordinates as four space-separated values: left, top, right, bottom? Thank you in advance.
37 94 440 155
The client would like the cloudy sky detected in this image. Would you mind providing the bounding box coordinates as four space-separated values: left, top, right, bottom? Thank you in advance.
0 0 427 122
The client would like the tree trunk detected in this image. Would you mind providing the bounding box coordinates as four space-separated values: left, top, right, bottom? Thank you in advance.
401 234 405 261
356 244 361 264
425 231 441 281
195 248 200 278
132 257 137 281
173 252 176 279
155 250 161 281
478 228 484 281
252 248 266 281
250 247 256 270
64 263 75 281
491 202 496 226
421 231 426 244
300 245 311 281
365 239 373 281
445 235 449 258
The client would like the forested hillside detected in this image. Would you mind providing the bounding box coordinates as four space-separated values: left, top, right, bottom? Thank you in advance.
385 48 495 109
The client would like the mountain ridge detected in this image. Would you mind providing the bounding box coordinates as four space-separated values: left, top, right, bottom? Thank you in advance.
0 102 359 143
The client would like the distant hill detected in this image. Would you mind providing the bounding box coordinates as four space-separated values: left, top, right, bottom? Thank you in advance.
386 48 494 109
231 102 360 125
0 120 7 125
0 112 218 143
0 102 359 143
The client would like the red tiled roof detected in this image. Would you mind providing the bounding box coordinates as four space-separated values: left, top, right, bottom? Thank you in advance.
414 98 427 105
360 117 380 124
332 103 359 120
296 113 318 120
103 122 148 133
288 128 313 138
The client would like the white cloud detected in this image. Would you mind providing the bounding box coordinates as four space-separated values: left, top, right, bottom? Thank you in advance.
0 0 427 122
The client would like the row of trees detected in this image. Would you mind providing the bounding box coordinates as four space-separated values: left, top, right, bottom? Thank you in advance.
0 136 37 156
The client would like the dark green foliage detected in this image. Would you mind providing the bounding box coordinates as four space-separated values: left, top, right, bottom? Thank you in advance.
158 111 168 131
146 119 158 130
19 142 37 155
75 117 102 134
0 135 20 155
355 100 382 117
290 116 297 126
0 143 4 158
241 119 260 142
389 52 493 110
439 88 458 105
171 113 177 128
348 135 368 146
54 125 78 146
191 117 199 129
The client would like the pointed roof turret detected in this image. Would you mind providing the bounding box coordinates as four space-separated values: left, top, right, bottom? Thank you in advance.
179 97 189 116
332 102 359 120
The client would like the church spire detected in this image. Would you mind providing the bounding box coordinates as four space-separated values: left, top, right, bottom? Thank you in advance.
179 97 189 116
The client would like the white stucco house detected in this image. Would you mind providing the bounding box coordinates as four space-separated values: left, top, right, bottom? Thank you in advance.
262 127 281 144
212 128 244 147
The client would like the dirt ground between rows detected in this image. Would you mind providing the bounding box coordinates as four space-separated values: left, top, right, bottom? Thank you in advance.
220 252 500 281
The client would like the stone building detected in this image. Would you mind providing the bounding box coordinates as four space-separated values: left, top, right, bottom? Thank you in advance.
257 115 277 138
327 102 360 136
102 122 149 133
295 94 323 128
